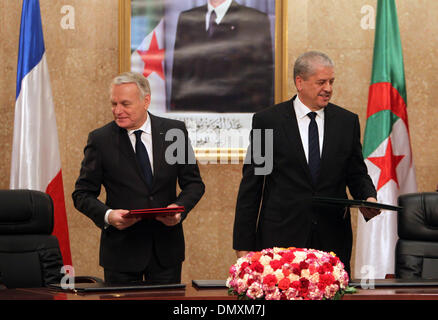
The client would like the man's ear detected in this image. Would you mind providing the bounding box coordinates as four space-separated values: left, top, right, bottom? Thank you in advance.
143 94 151 110
295 76 303 92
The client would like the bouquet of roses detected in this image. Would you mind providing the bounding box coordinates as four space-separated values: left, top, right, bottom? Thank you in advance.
226 247 353 300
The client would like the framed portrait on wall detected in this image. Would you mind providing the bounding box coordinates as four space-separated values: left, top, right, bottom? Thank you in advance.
119 0 287 161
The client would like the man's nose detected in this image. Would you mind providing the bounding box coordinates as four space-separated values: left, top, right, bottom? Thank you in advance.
323 82 332 92
113 104 123 114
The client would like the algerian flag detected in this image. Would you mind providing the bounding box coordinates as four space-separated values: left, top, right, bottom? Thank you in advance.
354 0 417 279
131 0 166 113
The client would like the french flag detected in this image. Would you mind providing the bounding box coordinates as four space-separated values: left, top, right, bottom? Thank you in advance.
10 0 72 266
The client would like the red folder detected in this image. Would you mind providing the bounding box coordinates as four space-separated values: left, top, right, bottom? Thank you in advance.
123 206 185 219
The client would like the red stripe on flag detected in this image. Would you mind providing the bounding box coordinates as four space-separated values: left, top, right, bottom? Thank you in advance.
366 82 409 127
367 81 414 166
45 170 73 266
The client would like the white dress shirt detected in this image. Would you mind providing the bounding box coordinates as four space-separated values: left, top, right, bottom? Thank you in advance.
126 115 154 174
205 0 233 30
293 96 324 163
104 116 154 226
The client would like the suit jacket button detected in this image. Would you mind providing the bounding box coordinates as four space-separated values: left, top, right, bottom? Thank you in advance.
149 196 154 201
312 220 318 225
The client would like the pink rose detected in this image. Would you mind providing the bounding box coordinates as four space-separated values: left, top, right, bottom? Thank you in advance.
265 287 281 300
284 287 300 300
236 279 248 294
246 282 264 299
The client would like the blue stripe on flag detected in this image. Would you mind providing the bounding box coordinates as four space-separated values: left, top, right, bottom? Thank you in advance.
16 0 45 100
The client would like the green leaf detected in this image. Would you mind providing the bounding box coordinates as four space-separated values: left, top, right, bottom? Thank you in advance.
344 286 358 294
332 291 343 300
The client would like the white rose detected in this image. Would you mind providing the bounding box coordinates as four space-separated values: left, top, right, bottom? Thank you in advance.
262 265 274 277
259 255 272 266
274 269 284 281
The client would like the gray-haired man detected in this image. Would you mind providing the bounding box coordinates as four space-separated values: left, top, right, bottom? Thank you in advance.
73 72 205 284
233 52 379 275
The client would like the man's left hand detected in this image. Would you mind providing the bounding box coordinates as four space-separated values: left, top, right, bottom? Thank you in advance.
360 197 382 220
155 203 182 226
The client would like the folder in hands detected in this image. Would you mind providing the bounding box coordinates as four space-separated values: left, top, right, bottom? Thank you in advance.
312 196 401 221
123 206 185 219
312 197 401 212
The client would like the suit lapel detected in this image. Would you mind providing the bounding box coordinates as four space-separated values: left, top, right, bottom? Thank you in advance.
320 104 336 178
114 122 137 166
149 113 165 189
195 5 209 39
114 120 156 192
220 0 240 26
279 97 313 183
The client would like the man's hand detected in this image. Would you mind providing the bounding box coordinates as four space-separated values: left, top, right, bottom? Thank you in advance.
155 203 182 227
236 250 250 259
360 197 382 220
108 209 141 230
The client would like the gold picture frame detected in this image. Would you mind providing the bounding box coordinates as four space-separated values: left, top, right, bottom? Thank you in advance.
118 0 288 162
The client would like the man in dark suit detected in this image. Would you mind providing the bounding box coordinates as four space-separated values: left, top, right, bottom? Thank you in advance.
170 0 273 113
233 51 380 274
72 72 205 284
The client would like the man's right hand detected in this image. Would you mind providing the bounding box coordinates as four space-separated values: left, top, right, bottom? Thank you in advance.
108 209 141 230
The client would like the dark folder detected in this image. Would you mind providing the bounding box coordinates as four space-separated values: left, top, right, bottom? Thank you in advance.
349 278 438 287
192 280 227 289
312 197 402 212
48 282 186 293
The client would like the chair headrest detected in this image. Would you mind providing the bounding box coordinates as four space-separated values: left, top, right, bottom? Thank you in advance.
398 192 438 241
0 190 54 234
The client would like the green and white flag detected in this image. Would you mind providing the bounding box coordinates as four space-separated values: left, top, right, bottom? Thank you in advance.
354 0 417 279
131 0 166 113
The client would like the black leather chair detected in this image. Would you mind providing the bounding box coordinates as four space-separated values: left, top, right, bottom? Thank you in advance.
0 189 101 288
395 192 438 279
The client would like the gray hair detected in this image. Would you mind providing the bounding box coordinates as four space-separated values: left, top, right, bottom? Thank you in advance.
293 51 334 81
111 72 151 99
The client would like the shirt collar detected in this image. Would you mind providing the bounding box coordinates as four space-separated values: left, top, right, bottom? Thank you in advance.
127 113 151 136
294 95 325 120
208 0 233 24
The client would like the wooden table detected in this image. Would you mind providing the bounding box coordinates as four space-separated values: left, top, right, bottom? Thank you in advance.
2 284 438 300
0 285 234 300
344 287 438 300
2 284 437 318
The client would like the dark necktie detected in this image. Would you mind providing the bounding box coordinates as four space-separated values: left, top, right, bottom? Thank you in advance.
208 10 217 37
134 130 153 189
307 112 320 185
